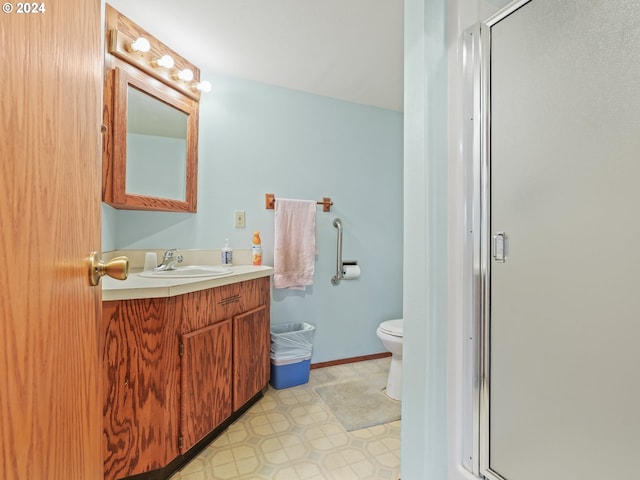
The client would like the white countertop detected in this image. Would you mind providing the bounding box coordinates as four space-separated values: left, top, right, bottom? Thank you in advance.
102 265 274 301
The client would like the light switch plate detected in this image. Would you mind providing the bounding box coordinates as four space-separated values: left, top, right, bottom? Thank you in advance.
234 210 246 228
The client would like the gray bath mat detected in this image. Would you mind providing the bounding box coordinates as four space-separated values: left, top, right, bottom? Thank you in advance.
315 375 401 431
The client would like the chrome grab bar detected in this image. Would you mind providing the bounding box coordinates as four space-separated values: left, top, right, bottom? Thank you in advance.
331 218 343 285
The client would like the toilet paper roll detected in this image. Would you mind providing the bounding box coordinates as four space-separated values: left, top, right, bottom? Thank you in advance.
342 264 361 280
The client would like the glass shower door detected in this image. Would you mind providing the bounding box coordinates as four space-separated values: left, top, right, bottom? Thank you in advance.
480 1 640 479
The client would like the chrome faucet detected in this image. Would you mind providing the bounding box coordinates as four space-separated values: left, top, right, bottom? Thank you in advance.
154 248 184 271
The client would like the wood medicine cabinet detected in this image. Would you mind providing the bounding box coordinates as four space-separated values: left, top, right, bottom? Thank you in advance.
102 5 201 212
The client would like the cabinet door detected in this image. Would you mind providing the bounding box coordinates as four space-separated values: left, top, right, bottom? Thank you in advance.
233 305 270 411
181 320 233 452
102 298 181 480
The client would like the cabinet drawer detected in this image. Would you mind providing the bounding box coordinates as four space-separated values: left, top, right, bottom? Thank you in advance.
181 277 269 333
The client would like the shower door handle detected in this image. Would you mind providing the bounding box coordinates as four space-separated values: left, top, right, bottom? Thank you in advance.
492 232 506 263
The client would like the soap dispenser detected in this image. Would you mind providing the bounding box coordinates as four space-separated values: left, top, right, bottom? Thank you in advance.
221 238 233 266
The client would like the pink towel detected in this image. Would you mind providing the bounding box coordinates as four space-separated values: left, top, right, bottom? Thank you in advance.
273 198 317 290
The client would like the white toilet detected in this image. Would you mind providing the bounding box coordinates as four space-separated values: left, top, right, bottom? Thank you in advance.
376 319 403 401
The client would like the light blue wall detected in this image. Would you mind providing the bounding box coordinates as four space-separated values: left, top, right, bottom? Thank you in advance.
402 0 449 478
402 1 512 479
102 74 403 364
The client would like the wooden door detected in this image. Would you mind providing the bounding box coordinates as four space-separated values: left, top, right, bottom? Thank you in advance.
0 1 103 479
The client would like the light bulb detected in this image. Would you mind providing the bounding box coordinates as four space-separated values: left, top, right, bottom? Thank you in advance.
130 37 150 53
154 55 174 69
177 69 194 82
195 80 212 93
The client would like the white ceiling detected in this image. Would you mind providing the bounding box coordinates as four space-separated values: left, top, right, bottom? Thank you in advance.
106 0 404 112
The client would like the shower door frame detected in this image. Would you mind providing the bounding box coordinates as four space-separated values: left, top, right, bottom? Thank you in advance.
474 2 534 480
460 18 483 478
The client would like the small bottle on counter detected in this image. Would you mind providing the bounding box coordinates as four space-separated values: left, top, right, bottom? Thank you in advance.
252 231 262 266
221 238 233 266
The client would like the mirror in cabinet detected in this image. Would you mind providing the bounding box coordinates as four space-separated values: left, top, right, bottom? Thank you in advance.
103 5 204 212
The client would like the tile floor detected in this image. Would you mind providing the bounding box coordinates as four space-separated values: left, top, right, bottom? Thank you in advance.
169 358 401 480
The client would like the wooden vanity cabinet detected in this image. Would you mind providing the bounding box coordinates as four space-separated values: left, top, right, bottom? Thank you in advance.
102 276 270 480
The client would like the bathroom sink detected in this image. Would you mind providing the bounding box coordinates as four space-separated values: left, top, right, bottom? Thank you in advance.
138 265 233 278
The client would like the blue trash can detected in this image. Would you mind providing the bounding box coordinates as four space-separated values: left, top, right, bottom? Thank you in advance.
269 322 316 389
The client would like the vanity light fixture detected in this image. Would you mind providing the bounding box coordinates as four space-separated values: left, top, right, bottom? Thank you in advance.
193 80 212 93
106 7 203 102
153 54 175 69
129 37 151 53
176 68 194 82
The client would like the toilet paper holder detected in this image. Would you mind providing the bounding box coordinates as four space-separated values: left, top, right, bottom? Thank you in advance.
331 218 359 285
